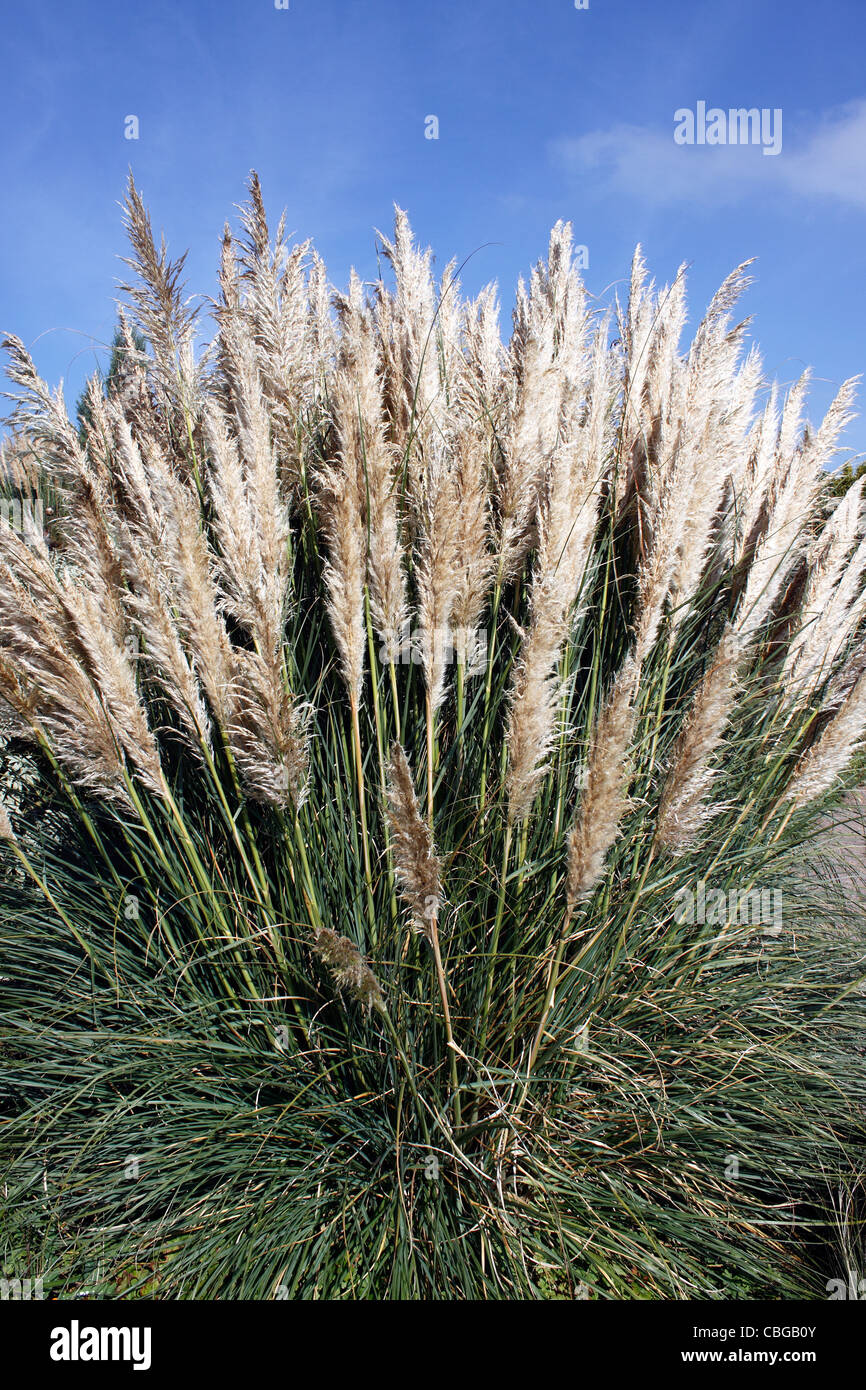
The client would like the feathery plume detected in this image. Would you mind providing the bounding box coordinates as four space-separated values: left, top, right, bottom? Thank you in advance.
2 333 83 500
386 743 442 940
332 271 407 663
784 477 866 686
449 428 494 672
788 666 866 808
0 507 164 799
668 327 759 623
311 927 385 1013
614 253 688 516
120 175 201 429
121 176 198 353
306 249 337 391
0 429 42 494
461 284 506 426
232 172 315 495
117 529 213 752
497 222 588 579
566 656 640 906
655 628 740 850
505 322 612 822
315 445 367 705
732 384 779 565
415 439 462 714
110 410 234 726
202 353 307 806
375 207 440 465
0 548 135 809
737 377 858 640
316 369 369 706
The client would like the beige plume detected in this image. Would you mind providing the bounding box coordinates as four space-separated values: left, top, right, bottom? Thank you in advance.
311 927 385 1013
386 742 442 940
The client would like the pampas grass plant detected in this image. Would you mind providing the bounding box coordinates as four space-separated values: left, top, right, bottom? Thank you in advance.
1 175 865 1299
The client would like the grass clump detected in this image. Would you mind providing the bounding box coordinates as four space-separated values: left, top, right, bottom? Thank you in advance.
0 175 864 1299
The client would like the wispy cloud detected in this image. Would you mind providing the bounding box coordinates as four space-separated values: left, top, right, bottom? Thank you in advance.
551 99 866 210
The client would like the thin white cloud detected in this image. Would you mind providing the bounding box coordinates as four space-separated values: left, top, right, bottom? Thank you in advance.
784 100 866 205
551 99 866 209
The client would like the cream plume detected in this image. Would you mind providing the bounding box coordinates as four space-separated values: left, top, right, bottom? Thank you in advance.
333 271 407 664
498 222 589 579
788 666 866 808
415 440 461 713
655 628 740 851
737 377 858 641
506 322 613 823
375 206 440 464
784 476 866 687
566 656 640 906
315 450 366 704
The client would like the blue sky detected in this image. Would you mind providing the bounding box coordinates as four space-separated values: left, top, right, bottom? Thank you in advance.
1 0 865 461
